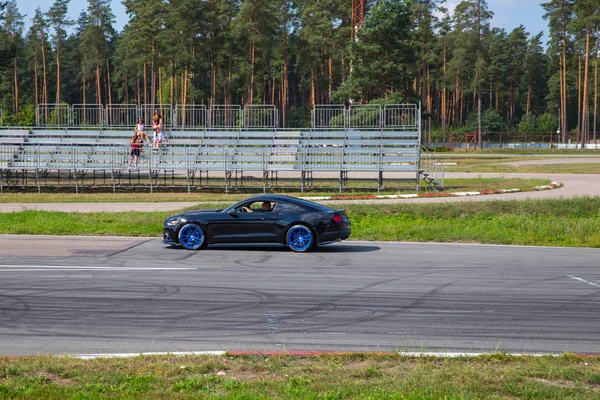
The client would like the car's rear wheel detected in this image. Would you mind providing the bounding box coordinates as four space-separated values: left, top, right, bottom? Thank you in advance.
286 224 314 252
178 223 206 250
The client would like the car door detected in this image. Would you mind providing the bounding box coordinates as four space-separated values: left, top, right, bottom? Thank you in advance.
210 201 278 243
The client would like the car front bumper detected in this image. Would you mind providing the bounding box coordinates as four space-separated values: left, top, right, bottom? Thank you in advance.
162 228 178 245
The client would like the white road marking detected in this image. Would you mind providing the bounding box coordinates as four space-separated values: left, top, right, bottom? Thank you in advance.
397 352 559 358
68 350 558 360
0 265 197 271
568 275 600 288
70 351 227 359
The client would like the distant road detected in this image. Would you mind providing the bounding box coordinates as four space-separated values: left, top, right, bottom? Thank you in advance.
0 236 599 356
0 172 598 212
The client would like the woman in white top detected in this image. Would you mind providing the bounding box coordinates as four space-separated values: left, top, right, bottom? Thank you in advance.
152 110 165 151
135 118 151 146
136 118 145 133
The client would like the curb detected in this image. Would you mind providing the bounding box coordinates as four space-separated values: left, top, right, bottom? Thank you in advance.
303 181 563 201
67 350 563 360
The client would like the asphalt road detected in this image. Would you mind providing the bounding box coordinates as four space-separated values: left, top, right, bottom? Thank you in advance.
1 236 599 356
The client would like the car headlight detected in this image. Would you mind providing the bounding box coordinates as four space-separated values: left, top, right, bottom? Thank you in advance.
166 218 186 226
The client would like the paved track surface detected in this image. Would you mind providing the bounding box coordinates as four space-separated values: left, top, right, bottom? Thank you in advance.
1 236 599 356
2 159 599 356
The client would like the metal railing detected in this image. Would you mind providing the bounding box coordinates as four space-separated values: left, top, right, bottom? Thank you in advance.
72 104 104 127
209 105 242 128
244 105 279 128
384 104 418 130
36 104 71 127
140 104 173 129
1 144 421 173
106 104 138 128
2 104 423 130
311 105 346 128
174 105 208 129
348 104 382 128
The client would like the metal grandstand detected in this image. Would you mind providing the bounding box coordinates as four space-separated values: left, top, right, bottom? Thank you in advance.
0 104 442 193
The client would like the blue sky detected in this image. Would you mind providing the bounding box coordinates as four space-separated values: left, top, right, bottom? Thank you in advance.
20 0 549 43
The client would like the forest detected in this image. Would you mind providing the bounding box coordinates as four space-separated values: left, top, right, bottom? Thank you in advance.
0 0 598 144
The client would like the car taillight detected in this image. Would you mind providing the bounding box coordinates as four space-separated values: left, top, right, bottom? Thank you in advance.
332 214 344 223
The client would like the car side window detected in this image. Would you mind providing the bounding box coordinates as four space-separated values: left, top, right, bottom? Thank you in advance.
239 201 276 212
274 202 304 213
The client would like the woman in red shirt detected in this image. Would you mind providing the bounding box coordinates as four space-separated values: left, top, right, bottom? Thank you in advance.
127 131 144 170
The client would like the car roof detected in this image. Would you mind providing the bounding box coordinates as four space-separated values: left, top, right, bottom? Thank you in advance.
241 195 335 212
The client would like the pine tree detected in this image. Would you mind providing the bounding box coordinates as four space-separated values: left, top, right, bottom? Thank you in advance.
47 0 73 105
1 0 24 123
80 0 116 106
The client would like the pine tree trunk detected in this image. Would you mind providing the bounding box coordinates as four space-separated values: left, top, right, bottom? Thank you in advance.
34 54 39 110
136 69 141 107
582 27 591 145
181 69 186 109
96 47 101 105
441 40 446 139
577 42 582 146
561 10 567 143
124 75 129 104
526 77 532 116
495 82 499 111
106 58 112 109
56 36 61 105
455 73 460 126
144 63 148 106
170 58 175 107
594 27 598 143
282 5 288 127
151 40 157 106
158 66 163 105
41 37 48 108
249 43 255 105
328 28 333 102
13 58 19 124
311 70 316 108
341 48 346 83
83 73 86 117
228 49 233 105
211 57 217 104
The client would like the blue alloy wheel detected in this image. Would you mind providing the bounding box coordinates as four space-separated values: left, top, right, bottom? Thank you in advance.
286 225 314 252
178 223 206 250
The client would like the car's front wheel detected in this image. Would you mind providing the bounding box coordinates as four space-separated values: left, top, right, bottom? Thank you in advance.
286 224 314 252
178 223 207 250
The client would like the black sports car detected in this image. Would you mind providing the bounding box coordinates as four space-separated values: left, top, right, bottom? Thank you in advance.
163 195 351 252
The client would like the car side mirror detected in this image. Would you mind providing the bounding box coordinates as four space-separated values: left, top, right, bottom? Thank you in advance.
227 209 237 216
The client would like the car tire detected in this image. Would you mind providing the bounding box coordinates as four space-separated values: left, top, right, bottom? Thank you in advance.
286 224 315 252
178 223 207 250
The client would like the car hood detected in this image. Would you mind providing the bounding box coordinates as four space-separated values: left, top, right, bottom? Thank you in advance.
169 209 222 219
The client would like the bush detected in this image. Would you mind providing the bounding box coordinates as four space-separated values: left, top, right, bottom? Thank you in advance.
18 104 36 126
535 112 558 132
518 114 536 133
482 108 505 132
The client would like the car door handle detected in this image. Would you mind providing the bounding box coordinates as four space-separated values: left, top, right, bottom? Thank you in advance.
262 217 280 220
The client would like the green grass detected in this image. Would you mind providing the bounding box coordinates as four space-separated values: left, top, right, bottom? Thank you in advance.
0 353 599 399
342 198 600 247
2 198 600 247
